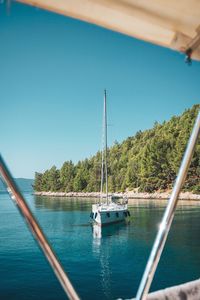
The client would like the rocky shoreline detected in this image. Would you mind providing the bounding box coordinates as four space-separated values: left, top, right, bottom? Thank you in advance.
34 191 200 200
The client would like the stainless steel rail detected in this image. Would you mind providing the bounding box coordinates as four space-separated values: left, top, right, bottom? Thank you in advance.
1 110 199 300
136 110 200 300
0 155 80 300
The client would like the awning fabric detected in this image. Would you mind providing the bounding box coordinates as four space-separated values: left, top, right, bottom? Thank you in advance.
17 0 200 61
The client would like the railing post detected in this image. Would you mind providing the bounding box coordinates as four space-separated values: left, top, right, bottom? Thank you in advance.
0 155 80 300
136 111 200 300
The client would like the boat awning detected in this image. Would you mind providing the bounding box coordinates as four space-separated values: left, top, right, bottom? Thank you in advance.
17 0 200 61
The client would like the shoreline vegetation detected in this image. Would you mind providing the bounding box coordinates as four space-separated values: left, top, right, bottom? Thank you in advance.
34 105 200 195
34 191 200 200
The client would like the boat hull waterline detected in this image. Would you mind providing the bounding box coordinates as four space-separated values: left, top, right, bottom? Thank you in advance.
91 203 130 225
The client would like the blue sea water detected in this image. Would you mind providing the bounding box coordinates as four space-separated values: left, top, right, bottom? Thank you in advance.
1 192 200 299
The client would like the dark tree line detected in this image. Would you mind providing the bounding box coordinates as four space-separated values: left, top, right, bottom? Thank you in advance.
34 105 200 194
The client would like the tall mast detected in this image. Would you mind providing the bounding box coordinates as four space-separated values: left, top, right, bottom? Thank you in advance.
100 94 104 198
104 89 108 204
100 89 108 204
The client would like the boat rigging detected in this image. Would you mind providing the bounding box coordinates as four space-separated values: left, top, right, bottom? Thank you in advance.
90 90 129 225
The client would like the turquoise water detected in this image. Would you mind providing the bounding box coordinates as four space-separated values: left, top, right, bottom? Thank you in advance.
1 192 200 299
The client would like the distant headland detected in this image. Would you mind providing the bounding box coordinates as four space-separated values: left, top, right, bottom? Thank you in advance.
0 178 34 193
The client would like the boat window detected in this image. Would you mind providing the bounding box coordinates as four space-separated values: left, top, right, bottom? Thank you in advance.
95 213 97 219
107 212 110 218
90 212 94 218
116 212 119 218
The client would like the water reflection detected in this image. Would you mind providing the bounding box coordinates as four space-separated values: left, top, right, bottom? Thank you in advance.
92 223 102 240
92 222 128 241
34 195 95 211
92 222 128 299
2 193 200 300
129 198 200 209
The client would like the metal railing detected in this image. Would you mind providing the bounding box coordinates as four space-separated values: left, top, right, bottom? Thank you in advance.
0 155 80 300
135 110 200 300
1 110 199 300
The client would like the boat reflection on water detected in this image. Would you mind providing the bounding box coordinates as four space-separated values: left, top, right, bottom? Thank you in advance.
92 223 102 239
92 221 128 244
92 222 128 299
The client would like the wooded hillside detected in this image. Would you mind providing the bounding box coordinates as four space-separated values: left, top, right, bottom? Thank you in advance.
34 105 200 194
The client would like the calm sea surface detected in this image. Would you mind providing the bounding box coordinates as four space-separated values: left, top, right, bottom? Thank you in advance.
1 192 200 300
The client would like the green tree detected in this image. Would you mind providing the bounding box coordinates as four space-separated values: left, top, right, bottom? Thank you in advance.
48 166 61 191
60 161 75 192
34 172 43 191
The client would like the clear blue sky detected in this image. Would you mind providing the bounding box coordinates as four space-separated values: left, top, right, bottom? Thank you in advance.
1 2 200 179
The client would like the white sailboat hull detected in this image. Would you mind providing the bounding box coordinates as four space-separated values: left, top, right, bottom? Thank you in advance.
91 203 130 225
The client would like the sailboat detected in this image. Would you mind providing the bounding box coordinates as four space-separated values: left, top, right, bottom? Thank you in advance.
90 90 129 225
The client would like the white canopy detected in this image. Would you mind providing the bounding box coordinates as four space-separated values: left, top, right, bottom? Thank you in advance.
17 0 200 61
